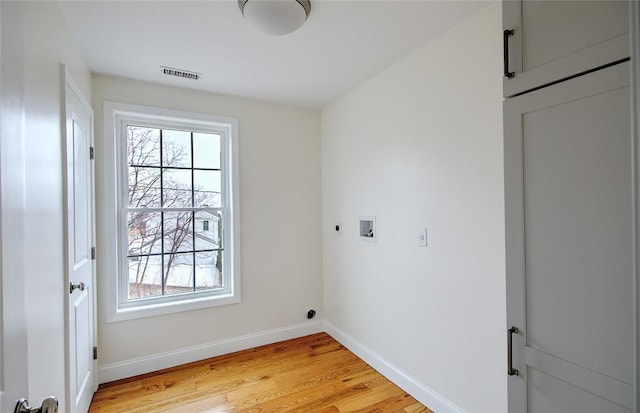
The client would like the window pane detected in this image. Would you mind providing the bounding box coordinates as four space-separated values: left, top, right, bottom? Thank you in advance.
128 126 160 166
128 166 161 207
193 133 220 169
128 255 163 299
163 211 193 253
194 170 221 207
163 129 191 168
195 211 222 251
195 250 223 291
162 169 192 207
164 253 194 295
127 212 162 256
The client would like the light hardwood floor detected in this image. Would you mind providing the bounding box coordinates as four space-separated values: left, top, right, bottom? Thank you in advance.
89 332 432 413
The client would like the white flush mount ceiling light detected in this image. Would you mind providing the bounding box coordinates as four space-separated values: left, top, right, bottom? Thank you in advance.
238 0 311 36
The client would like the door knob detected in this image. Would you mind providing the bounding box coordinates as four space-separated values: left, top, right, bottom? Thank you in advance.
69 281 86 294
14 396 58 413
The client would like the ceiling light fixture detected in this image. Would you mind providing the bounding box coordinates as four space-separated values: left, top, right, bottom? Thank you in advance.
238 0 311 36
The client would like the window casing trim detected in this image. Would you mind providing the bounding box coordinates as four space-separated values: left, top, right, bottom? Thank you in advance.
103 102 241 323
115 118 231 308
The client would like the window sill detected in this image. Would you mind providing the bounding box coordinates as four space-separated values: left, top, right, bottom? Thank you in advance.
106 292 240 323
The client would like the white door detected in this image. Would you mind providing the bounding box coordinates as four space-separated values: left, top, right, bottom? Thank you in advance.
0 1 29 412
504 61 634 412
503 0 629 97
64 71 97 413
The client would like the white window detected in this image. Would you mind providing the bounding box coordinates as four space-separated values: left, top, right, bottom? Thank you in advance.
103 102 240 322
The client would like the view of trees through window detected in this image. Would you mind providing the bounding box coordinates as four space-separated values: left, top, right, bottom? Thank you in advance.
126 125 224 300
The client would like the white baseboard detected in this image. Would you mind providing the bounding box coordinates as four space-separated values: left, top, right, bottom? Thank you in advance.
323 321 465 413
98 320 324 384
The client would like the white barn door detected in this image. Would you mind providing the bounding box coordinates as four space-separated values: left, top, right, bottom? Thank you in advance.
504 62 634 412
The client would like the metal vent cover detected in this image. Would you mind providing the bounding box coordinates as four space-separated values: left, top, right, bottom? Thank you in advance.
160 66 201 80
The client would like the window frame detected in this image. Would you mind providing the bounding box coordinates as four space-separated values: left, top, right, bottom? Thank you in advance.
103 102 241 322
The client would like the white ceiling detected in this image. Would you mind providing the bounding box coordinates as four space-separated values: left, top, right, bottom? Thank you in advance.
58 0 488 108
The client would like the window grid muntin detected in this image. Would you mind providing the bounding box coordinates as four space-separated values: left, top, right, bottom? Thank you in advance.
190 134 195 292
128 165 222 171
159 129 165 295
127 248 223 259
122 121 227 304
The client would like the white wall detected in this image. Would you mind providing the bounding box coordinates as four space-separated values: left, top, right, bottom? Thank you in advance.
321 4 506 413
92 75 322 380
21 1 92 410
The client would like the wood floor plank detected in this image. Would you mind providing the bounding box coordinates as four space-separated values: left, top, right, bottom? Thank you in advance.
349 392 419 413
332 382 405 412
403 403 434 413
89 333 431 413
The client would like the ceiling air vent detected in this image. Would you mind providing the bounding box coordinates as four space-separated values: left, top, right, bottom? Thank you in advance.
160 66 201 80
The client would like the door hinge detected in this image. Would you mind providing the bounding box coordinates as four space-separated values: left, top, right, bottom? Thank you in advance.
93 346 98 360
90 146 94 160
91 246 96 260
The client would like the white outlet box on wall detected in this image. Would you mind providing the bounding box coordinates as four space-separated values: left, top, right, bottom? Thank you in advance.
359 216 376 242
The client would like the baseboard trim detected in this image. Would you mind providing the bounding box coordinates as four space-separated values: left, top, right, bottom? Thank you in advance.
98 320 324 384
324 321 465 413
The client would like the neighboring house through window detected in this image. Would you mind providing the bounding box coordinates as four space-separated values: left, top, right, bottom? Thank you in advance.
103 102 240 321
